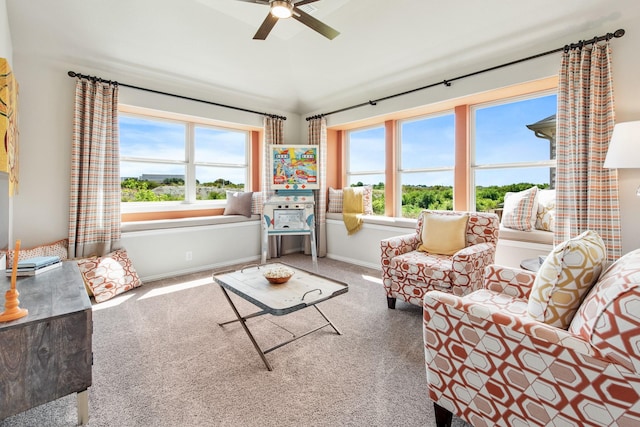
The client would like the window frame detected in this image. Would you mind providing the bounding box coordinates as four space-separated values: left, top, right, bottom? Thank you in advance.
329 77 558 217
397 110 456 217
345 124 386 186
118 104 257 219
469 91 557 210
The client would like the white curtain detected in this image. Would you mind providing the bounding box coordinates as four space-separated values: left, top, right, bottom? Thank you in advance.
68 77 121 258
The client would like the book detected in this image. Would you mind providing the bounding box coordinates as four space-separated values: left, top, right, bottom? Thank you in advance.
7 260 62 277
17 255 61 269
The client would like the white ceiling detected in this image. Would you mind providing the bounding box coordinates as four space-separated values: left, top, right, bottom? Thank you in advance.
6 0 639 115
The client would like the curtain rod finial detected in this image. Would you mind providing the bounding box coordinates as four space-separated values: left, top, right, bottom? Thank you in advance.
614 29 625 38
68 71 77 77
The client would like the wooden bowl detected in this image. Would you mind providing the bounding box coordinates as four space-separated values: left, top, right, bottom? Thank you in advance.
265 275 292 285
263 267 294 285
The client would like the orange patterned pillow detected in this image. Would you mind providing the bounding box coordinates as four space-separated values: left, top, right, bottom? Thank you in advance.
76 249 142 303
3 238 68 268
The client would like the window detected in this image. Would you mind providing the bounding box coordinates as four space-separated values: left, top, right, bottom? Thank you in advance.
398 112 455 218
334 78 558 218
471 93 557 212
346 126 385 214
119 108 250 211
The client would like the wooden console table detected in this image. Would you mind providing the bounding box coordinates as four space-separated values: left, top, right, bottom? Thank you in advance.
0 262 92 425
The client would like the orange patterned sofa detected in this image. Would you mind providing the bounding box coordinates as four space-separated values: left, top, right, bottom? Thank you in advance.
423 233 640 427
380 210 499 308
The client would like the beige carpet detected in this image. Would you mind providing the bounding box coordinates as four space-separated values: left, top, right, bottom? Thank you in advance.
0 254 470 427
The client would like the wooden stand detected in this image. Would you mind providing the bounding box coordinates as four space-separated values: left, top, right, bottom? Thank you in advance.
0 239 28 322
0 288 28 322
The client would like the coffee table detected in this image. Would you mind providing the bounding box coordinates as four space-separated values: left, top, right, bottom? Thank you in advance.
213 263 348 371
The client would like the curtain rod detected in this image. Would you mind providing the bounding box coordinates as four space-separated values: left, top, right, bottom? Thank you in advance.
306 28 625 121
67 71 287 121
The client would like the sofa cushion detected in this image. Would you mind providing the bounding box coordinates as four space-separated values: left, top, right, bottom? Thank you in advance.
76 248 142 303
501 186 539 231
418 212 469 255
527 230 606 329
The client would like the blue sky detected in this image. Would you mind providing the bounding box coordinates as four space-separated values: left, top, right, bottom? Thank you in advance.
119 115 248 185
349 93 557 187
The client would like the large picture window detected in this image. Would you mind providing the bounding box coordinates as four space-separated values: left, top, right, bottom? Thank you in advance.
398 112 455 218
471 93 557 212
119 108 249 210
346 126 385 214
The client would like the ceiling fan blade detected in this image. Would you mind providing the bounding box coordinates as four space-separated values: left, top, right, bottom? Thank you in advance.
293 0 321 6
292 7 339 40
235 0 270 4
253 13 279 40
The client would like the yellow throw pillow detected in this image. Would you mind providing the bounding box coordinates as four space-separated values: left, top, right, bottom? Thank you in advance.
418 212 469 256
527 230 606 329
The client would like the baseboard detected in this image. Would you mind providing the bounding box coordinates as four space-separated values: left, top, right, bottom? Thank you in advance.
326 253 381 271
139 255 261 282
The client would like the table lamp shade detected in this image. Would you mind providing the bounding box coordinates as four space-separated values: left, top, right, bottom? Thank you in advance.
604 121 640 168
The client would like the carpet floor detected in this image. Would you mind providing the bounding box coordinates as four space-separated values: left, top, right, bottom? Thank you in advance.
0 254 470 427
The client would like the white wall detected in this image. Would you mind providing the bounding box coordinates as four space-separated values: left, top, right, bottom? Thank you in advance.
0 0 12 251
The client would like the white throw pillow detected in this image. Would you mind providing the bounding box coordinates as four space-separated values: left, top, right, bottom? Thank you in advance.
535 189 555 232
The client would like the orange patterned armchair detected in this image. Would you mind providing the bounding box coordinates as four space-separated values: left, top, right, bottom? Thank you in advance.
380 210 499 308
423 233 640 427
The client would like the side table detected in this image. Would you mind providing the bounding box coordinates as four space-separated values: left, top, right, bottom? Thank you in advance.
0 262 92 425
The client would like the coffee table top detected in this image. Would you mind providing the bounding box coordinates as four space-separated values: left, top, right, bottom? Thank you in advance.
213 263 348 316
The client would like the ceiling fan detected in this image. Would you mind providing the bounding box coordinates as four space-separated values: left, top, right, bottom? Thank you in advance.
236 0 340 40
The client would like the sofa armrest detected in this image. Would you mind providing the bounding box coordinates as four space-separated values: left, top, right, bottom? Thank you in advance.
449 242 496 295
423 290 613 424
423 290 596 357
380 233 419 261
483 264 537 300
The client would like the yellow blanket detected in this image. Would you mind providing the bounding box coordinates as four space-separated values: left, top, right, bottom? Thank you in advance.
342 187 364 235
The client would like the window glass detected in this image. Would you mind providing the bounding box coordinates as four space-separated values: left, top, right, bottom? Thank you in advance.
399 113 455 218
347 126 385 215
472 93 557 212
120 116 185 161
119 112 249 206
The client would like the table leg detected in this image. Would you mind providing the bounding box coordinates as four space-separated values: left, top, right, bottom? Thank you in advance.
218 286 273 371
314 305 342 335
77 389 89 426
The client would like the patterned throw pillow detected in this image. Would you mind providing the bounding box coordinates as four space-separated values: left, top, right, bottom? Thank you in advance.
3 238 69 268
535 189 555 231
251 192 262 215
362 186 373 215
328 187 343 213
76 249 142 303
501 186 539 231
327 186 373 214
527 230 606 329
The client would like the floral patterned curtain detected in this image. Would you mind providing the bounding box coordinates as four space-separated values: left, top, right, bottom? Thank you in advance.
68 77 121 258
555 41 621 261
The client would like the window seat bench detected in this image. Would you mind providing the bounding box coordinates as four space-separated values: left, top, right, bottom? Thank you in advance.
121 214 261 233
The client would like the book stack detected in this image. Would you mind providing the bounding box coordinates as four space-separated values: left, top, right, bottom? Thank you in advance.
6 255 62 277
